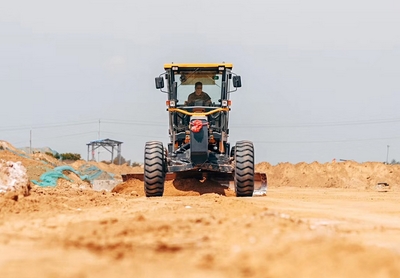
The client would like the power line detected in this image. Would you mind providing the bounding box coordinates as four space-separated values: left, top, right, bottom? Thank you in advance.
2 115 400 134
231 117 400 128
13 130 97 144
101 119 165 127
253 135 400 144
0 120 98 131
101 130 165 139
12 131 98 145
40 131 98 140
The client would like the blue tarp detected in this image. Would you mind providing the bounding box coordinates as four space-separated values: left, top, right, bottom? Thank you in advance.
32 165 114 187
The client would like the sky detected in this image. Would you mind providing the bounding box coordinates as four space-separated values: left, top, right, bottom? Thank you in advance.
0 0 399 165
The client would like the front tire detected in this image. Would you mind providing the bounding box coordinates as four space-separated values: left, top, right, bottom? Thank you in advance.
144 141 165 197
234 140 254 197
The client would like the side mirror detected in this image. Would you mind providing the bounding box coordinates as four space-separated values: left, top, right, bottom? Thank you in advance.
232 76 242 88
155 77 164 89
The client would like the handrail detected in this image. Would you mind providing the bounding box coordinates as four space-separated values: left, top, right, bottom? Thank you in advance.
168 107 229 116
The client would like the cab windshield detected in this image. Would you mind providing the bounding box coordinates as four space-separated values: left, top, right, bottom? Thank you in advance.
175 71 222 106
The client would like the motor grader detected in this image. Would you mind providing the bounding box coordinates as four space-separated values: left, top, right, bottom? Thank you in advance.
122 63 266 197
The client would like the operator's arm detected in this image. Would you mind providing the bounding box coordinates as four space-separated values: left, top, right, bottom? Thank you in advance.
185 93 195 106
204 92 212 105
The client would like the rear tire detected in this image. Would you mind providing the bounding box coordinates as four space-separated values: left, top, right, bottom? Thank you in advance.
144 141 165 197
234 140 254 197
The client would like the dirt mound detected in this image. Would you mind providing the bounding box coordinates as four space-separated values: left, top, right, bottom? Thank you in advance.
70 160 142 179
0 142 134 189
61 171 92 190
0 140 21 153
0 149 36 166
256 161 400 189
2 140 399 194
113 178 236 197
31 152 63 167
113 161 400 196
0 147 58 183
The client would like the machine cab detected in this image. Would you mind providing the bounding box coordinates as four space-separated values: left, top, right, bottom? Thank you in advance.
156 63 240 108
155 63 241 153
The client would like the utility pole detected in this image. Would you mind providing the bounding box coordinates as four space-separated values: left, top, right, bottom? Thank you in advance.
98 119 101 139
386 145 390 164
98 119 101 162
29 130 32 155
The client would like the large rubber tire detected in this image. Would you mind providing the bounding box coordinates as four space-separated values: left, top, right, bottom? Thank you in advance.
234 140 255 197
144 141 165 197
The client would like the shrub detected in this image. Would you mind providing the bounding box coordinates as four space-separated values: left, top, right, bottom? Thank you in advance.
46 152 61 159
131 162 142 167
390 159 400 165
60 153 81 161
113 155 126 165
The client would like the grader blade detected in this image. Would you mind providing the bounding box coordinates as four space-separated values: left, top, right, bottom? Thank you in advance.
206 172 267 196
121 171 267 196
253 172 267 196
122 173 144 182
121 172 176 182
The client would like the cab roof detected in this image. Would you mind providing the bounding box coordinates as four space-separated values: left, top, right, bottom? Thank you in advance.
164 63 233 70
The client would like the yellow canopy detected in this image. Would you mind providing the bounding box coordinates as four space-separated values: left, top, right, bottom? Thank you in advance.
164 63 233 70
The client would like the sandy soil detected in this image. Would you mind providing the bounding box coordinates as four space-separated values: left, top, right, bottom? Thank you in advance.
0 142 400 277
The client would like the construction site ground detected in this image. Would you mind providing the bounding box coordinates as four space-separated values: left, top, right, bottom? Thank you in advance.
1 143 400 277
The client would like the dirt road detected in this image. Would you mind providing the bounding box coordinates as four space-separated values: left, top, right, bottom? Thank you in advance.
1 184 399 278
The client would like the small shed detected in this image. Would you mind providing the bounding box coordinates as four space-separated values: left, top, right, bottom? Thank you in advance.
86 138 123 164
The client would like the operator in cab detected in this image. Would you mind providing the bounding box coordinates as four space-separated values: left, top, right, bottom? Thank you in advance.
184 82 211 106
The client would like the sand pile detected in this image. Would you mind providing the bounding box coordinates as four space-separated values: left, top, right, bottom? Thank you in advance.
256 161 400 189
0 140 21 152
113 161 400 195
31 152 63 167
2 139 399 193
71 160 141 179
